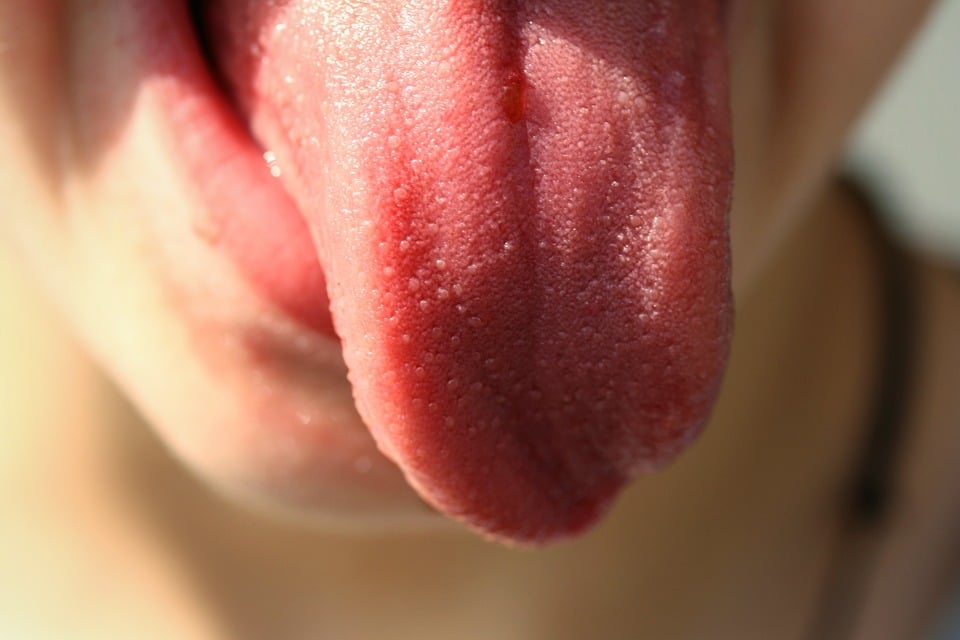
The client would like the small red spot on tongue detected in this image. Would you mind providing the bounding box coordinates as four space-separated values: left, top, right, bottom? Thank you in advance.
501 68 527 123
202 0 733 544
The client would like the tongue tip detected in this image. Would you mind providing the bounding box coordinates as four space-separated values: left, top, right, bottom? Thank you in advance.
364 367 728 546
416 470 626 547
345 303 732 546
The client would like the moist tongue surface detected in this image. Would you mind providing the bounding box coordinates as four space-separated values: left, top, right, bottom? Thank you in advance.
202 0 733 544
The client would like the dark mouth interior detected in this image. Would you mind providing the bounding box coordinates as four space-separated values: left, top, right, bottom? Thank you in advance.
184 0 261 146
186 1 214 61
186 0 231 97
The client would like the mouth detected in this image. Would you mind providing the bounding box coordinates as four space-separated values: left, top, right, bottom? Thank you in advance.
137 0 734 545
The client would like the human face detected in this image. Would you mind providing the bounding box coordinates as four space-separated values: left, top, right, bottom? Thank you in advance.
0 0 933 542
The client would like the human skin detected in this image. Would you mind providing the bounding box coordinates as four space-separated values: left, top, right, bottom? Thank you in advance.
2 0 960 638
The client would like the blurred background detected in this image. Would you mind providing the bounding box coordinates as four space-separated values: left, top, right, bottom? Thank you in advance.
849 0 960 262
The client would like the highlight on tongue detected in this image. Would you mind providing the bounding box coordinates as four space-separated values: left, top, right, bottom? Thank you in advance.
207 0 733 544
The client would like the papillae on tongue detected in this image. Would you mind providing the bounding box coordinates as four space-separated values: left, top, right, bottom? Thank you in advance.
205 0 733 544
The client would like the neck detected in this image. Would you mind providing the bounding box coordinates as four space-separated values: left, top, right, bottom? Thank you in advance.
709 179 884 496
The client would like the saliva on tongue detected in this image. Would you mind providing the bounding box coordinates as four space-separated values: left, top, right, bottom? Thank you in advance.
203 0 733 545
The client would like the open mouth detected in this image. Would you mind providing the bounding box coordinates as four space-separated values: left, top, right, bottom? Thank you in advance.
140 0 735 545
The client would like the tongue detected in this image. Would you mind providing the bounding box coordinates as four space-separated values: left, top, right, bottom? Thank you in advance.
203 0 733 544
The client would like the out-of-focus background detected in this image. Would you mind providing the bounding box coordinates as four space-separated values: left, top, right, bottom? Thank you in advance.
848 0 960 262
854 7 960 634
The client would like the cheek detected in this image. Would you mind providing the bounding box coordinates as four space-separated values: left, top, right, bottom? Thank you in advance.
727 0 934 293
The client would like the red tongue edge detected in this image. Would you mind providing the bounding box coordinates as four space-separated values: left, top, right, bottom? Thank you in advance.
205 0 733 544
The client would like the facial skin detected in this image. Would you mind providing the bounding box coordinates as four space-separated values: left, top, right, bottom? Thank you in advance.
0 0 936 534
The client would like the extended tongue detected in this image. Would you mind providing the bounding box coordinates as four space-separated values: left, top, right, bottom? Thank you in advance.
203 0 733 544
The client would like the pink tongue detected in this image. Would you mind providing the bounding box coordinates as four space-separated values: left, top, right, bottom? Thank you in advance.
204 0 733 543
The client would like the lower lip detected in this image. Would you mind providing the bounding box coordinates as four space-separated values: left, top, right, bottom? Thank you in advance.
129 1 336 336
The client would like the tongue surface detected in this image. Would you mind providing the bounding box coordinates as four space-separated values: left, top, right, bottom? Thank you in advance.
204 0 733 543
